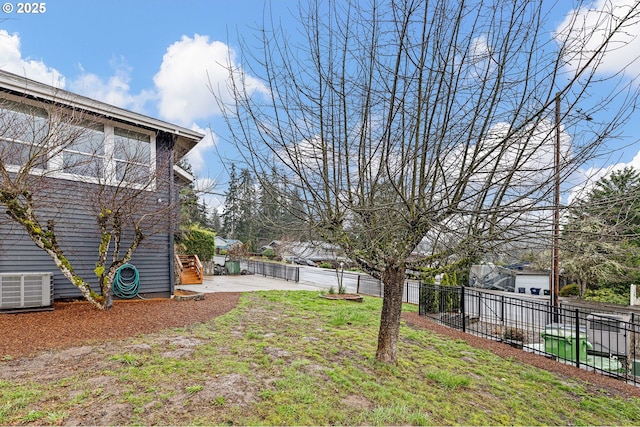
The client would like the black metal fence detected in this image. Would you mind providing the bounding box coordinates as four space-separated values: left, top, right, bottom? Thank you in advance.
355 275 422 303
417 283 640 386
247 260 300 282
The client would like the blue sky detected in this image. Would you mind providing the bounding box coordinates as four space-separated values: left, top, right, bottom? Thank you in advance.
1 0 639 211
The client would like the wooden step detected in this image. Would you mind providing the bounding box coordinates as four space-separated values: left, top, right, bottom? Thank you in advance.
180 268 203 285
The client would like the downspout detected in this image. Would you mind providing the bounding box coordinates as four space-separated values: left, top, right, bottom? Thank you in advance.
166 132 177 297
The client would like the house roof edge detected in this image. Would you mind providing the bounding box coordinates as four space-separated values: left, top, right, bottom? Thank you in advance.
0 70 205 153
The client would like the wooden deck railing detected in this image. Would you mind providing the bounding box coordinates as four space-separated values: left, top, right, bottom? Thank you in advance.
177 254 203 284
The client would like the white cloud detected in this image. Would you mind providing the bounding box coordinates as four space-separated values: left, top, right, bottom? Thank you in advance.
69 60 155 113
153 34 268 126
193 175 225 213
0 30 65 87
0 31 154 113
555 1 640 203
569 150 640 203
556 0 640 78
186 123 217 176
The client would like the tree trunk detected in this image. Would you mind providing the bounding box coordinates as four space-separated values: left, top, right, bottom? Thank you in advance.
101 282 114 310
375 262 405 364
578 279 587 298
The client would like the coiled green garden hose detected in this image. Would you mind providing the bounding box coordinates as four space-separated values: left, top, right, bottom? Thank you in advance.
113 263 140 299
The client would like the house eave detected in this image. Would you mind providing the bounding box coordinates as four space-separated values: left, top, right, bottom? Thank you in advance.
173 164 195 184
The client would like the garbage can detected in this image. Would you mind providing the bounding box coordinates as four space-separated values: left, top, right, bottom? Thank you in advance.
530 288 541 295
541 324 590 362
225 260 241 275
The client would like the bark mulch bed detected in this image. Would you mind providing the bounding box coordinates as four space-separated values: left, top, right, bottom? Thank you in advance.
0 292 240 360
1 292 638 398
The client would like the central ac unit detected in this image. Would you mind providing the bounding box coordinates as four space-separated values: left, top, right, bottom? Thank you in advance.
0 272 53 311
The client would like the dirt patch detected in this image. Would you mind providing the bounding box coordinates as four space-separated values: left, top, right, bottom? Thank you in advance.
320 293 364 302
65 402 132 427
343 394 374 410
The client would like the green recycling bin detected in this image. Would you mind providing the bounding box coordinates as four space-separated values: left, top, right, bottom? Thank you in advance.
541 324 591 362
225 260 241 275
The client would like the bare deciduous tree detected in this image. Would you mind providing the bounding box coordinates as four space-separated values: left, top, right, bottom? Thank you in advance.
218 0 640 363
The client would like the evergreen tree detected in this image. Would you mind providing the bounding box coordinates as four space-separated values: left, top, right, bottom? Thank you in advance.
221 164 240 239
235 168 259 251
562 167 640 297
257 169 282 243
585 167 640 238
208 208 222 232
177 160 213 231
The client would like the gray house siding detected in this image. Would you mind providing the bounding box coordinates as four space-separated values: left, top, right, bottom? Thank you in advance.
0 230 172 299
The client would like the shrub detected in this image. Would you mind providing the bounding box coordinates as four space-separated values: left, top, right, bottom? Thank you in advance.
419 285 439 313
503 327 525 341
559 283 579 297
584 288 629 305
227 242 249 260
440 272 459 286
262 248 276 258
319 262 333 269
181 227 216 261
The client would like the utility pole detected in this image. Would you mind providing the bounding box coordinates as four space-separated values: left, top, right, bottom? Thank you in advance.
551 93 561 311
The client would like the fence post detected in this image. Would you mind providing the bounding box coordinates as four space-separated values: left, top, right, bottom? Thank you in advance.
461 286 466 333
575 309 581 368
357 275 361 294
552 300 560 324
631 312 637 383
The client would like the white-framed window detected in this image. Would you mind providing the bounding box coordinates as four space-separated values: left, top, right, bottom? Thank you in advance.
112 127 154 186
60 121 105 178
0 99 50 169
56 124 155 188
0 97 156 189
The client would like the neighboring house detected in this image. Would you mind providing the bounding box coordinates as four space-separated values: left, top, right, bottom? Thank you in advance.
504 261 551 295
214 236 228 253
215 237 242 254
263 240 346 264
514 272 550 295
0 70 204 301
469 264 517 292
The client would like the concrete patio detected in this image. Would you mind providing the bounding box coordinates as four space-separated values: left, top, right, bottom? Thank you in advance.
176 273 329 294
